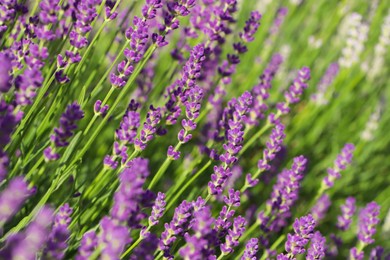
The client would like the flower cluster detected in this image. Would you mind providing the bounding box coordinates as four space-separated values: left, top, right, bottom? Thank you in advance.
56 0 102 83
208 91 253 195
322 143 355 188
311 62 339 105
44 102 84 161
278 214 316 258
276 67 311 115
105 101 140 169
337 197 356 231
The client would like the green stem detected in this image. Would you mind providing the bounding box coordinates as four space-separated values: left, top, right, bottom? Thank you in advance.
25 156 44 181
89 40 129 100
148 142 182 190
259 234 286 260
240 122 272 156
83 167 109 200
240 222 259 243
217 254 225 260
165 160 212 212
67 45 156 172
73 20 109 76
121 226 150 258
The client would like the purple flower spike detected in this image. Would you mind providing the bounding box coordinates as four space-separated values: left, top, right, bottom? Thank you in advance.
248 53 284 125
258 122 286 172
94 100 109 117
99 217 131 259
142 0 163 20
156 0 195 46
76 231 98 260
116 107 140 145
149 192 166 227
209 91 253 195
0 52 12 93
220 215 246 256
240 11 261 43
110 158 150 224
167 145 181 160
311 63 339 105
245 173 259 188
134 106 162 151
0 177 31 227
369 246 384 260
242 238 259 260
323 143 355 189
276 67 311 115
278 214 316 259
269 7 288 36
36 0 60 41
350 247 364 260
111 15 150 88
263 155 307 232
307 231 326 260
160 200 194 258
179 206 216 259
293 214 316 240
311 194 331 223
11 206 54 260
44 204 73 259
337 197 356 231
44 102 84 161
357 202 380 245
223 189 241 208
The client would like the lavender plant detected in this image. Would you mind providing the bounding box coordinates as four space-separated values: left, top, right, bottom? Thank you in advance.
0 0 389 259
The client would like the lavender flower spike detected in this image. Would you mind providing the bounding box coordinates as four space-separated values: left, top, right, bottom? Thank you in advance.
311 62 339 105
99 217 130 259
149 192 166 227
278 214 316 259
337 197 356 231
0 177 31 228
220 215 246 256
44 204 73 259
322 143 355 189
0 52 12 93
276 66 311 115
349 202 380 260
257 122 286 173
11 206 54 260
76 231 98 260
159 200 193 258
179 206 216 259
241 238 259 260
311 194 331 223
357 201 380 245
240 11 262 43
306 231 326 260
369 246 384 260
44 102 84 161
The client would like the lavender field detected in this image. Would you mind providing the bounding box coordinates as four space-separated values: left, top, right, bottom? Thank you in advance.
0 0 389 259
